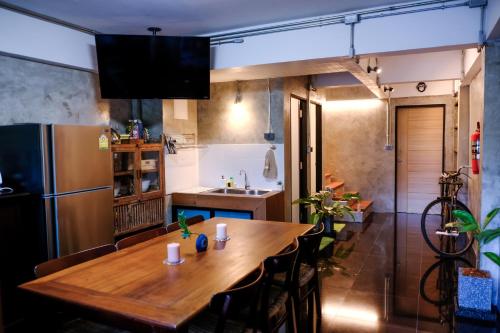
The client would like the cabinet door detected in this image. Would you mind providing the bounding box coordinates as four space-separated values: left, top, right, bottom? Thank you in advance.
214 210 252 220
139 146 164 199
112 147 139 203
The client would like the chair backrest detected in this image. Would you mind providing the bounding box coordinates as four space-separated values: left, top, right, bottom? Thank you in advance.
34 244 116 278
115 226 167 250
260 239 299 332
166 215 205 233
210 264 265 333
296 222 325 269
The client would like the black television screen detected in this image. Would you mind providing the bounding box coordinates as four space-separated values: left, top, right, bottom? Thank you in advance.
95 34 210 99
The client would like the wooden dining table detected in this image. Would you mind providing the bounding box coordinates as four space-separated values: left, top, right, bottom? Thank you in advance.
19 217 313 332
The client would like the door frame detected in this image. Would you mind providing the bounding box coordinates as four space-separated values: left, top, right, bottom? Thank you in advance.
285 94 308 223
394 104 446 213
310 101 323 193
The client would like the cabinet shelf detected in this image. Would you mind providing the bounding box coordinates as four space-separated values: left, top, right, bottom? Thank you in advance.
112 142 165 237
141 168 159 174
114 170 134 176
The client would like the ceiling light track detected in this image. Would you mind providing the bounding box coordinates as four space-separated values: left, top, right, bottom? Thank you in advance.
209 0 472 44
0 0 98 35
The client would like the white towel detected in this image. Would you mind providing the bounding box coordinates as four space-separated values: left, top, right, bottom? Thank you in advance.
263 149 278 179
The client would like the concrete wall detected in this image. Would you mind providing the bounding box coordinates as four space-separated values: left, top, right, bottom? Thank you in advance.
197 79 284 144
196 78 286 192
0 54 108 125
480 43 500 307
468 67 484 220
322 94 457 213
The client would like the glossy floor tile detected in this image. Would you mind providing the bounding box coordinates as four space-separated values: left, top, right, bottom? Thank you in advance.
319 213 499 333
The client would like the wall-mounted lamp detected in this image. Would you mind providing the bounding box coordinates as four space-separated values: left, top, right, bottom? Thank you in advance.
367 65 382 74
234 81 242 104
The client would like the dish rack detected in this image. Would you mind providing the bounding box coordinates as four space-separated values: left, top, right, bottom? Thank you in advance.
165 133 207 154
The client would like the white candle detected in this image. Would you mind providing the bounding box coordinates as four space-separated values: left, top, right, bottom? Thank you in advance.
167 242 180 263
216 223 227 240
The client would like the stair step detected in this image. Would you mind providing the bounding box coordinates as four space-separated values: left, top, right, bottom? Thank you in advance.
325 181 344 191
335 200 374 223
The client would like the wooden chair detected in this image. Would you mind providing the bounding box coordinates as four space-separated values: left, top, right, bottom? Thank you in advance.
32 244 124 332
189 264 265 333
166 215 205 233
34 244 117 278
260 239 299 333
115 226 167 250
292 223 325 333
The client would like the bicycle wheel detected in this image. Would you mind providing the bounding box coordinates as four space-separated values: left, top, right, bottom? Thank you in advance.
421 198 473 256
419 257 472 306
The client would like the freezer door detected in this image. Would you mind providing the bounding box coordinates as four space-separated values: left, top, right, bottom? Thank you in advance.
52 125 113 194
55 188 114 257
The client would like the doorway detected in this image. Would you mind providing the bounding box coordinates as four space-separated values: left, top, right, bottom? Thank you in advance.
396 105 445 213
290 96 308 223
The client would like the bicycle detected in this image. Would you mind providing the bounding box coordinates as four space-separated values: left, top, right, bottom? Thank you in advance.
420 166 474 256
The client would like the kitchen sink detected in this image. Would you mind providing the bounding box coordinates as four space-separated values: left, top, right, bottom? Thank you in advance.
208 188 269 196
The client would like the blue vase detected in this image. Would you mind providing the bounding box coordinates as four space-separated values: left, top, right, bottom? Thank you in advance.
196 234 208 252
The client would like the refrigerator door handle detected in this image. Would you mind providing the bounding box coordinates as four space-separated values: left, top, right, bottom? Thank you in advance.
44 198 56 259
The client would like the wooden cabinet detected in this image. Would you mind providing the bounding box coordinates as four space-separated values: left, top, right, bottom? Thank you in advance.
112 142 165 237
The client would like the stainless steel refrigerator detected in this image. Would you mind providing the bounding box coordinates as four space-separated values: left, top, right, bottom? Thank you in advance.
0 124 114 259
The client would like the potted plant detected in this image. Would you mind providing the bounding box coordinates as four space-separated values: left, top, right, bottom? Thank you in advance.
451 208 500 315
293 191 355 271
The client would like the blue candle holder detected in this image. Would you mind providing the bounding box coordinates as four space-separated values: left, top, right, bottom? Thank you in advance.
196 233 208 252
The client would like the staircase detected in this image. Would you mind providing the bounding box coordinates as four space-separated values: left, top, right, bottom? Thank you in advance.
324 173 373 223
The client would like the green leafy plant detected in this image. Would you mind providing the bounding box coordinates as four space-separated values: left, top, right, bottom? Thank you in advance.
450 208 500 267
292 191 354 225
178 211 198 239
294 191 356 276
341 192 361 201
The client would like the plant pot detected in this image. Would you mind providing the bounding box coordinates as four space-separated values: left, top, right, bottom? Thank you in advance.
458 267 493 311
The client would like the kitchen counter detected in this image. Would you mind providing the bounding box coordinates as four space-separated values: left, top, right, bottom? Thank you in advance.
172 188 284 221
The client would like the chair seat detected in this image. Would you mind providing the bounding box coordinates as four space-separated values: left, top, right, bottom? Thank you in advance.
298 263 315 287
267 290 288 329
274 263 314 288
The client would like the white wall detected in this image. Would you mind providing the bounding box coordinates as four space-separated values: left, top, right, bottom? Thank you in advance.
213 6 480 70
198 144 284 191
1 4 482 73
378 50 462 84
0 8 96 71
485 0 500 40
389 80 455 98
165 150 199 194
464 48 481 75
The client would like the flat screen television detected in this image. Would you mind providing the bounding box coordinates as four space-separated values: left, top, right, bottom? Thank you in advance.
95 34 210 99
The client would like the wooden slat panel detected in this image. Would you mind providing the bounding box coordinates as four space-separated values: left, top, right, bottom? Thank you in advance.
397 106 444 213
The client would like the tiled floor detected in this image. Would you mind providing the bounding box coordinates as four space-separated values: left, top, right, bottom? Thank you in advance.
319 213 498 333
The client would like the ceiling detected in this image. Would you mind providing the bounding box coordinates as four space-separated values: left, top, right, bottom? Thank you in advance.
2 0 417 35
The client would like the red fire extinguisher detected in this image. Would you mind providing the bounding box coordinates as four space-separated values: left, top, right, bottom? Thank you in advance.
471 122 480 174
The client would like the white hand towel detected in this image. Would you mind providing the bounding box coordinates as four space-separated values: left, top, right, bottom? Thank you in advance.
263 149 278 179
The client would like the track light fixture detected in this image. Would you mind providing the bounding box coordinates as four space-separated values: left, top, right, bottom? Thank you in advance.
384 86 394 92
367 65 382 74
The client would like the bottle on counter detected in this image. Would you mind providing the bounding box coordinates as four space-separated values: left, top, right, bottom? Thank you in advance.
220 175 226 188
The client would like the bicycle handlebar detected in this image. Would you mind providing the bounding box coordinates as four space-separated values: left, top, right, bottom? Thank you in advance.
441 165 471 179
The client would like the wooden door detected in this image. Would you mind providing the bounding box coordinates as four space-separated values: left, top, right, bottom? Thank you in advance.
397 106 444 213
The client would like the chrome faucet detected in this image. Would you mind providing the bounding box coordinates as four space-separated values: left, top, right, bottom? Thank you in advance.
239 169 250 189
